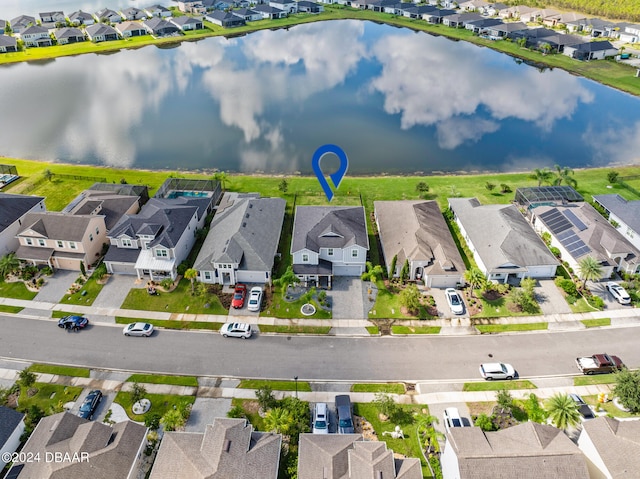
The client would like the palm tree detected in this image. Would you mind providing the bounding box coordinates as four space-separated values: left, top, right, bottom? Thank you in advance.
0 252 20 278
213 171 229 191
577 256 602 291
274 266 300 298
464 267 486 298
361 262 384 284
545 393 581 430
553 164 577 188
530 168 553 187
184 268 198 294
160 408 187 432
263 407 294 436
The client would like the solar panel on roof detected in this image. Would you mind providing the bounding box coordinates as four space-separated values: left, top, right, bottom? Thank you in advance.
571 245 591 257
539 209 572 234
556 230 574 241
563 209 587 231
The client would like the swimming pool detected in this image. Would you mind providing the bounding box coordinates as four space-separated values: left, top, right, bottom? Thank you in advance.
165 190 211 199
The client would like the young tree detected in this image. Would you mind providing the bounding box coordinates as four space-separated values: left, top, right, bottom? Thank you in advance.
495 388 514 413
530 167 553 186
361 262 384 283
264 407 293 435
553 164 577 188
130 383 147 405
607 171 619 184
278 178 289 193
474 413 497 431
464 268 486 298
485 182 496 192
545 393 581 430
399 259 410 283
400 284 421 314
0 252 20 278
18 368 37 389
415 181 429 197
613 369 640 413
373 393 400 421
577 256 602 291
213 171 229 190
184 268 198 294
524 393 548 423
255 385 277 412
274 266 299 298
389 254 398 279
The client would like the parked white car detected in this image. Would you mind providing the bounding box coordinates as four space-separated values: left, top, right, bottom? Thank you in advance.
312 402 329 434
247 287 263 312
479 362 515 380
220 322 252 339
443 407 465 433
123 322 154 337
606 282 631 304
445 288 464 315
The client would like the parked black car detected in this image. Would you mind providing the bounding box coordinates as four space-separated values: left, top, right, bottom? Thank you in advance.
335 394 355 434
78 390 102 420
58 315 89 331
570 393 595 420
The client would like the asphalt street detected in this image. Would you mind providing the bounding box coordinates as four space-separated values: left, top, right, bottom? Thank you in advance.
1 314 639 381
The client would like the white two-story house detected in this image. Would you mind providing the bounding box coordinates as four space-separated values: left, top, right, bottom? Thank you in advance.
0 193 46 258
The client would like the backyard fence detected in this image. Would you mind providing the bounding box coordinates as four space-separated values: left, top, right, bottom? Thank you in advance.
617 175 640 198
52 173 107 182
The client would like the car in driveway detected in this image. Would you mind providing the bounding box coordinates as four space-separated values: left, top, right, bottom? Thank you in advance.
247 286 263 312
231 284 247 309
220 322 252 339
78 390 102 420
335 395 355 434
443 407 465 433
479 362 515 380
58 315 89 331
606 282 631 304
312 402 329 434
123 322 154 337
445 288 464 315
570 393 595 420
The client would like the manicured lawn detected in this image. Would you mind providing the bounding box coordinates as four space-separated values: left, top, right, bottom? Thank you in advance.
582 395 639 419
113 391 195 422
29 364 91 378
351 383 405 394
0 280 37 300
475 323 548 334
263 287 331 320
126 374 199 387
569 297 598 313
258 325 332 334
574 374 618 386
115 316 223 331
231 398 266 431
59 274 104 306
581 318 611 328
52 311 78 318
391 325 441 334
0 305 23 314
463 380 537 391
366 326 380 335
238 379 312 392
120 278 227 314
17 383 83 414
472 293 541 318
369 281 435 320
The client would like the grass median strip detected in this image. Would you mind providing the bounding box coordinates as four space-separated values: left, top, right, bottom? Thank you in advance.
475 323 548 334
29 364 91 378
463 380 537 391
115 317 223 331
581 318 611 328
0 305 23 314
574 374 618 386
126 374 198 387
258 325 331 334
391 325 441 334
238 379 312 392
351 383 405 394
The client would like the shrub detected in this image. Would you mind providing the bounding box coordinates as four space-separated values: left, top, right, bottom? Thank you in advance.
586 294 605 310
177 262 189 276
255 386 277 412
550 246 561 258
474 413 497 431
607 171 619 184
144 412 162 430
500 184 512 193
93 263 107 280
227 405 246 419
555 278 577 296
496 388 514 413
566 294 578 304
160 278 174 290
41 267 53 276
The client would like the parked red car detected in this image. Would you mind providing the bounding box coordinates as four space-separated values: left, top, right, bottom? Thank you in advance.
231 284 247 309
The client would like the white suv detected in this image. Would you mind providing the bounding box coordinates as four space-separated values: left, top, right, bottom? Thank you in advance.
247 287 263 312
606 282 631 305
479 362 515 380
443 407 465 433
312 402 329 434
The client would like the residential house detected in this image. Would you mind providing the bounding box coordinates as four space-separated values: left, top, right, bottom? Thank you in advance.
464 17 503 34
15 212 108 271
291 206 369 288
563 40 618 60
401 5 437 19
448 198 558 283
0 20 6 34
145 5 173 18
0 35 18 53
68 10 96 26
298 434 422 479
169 16 204 31
116 21 149 38
544 11 585 28
519 8 560 24
581 18 616 37
120 7 148 21
375 200 465 288
232 8 263 21
482 2 509 16
177 1 208 14
512 28 583 52
20 25 53 47
382 2 406 15
270 0 298 13
10 15 36 34
458 0 489 12
593 194 640 250
296 1 325 13
577 416 640 479
85 23 120 42
206 11 247 27
485 21 527 38
7 412 147 479
0 407 25 469
150 418 282 479
95 8 123 23
53 27 86 44
422 9 456 24
530 202 640 278
254 4 288 19
194 193 285 285
143 17 180 36
443 12 483 28
39 11 65 24
441 422 590 479
62 186 144 232
616 23 640 42
498 5 536 20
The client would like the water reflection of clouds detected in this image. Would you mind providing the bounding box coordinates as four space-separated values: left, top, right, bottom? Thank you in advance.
368 33 594 149
582 121 640 166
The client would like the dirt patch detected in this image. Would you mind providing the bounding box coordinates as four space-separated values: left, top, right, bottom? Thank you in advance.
218 293 233 310
354 415 378 441
6 392 19 408
242 400 260 415
467 401 495 417
27 387 39 397
482 290 503 301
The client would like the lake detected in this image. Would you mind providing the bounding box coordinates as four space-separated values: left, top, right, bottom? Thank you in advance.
1 19 639 175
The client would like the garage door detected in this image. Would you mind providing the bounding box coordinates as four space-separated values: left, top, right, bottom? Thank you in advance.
427 276 457 289
54 258 81 271
237 271 268 284
107 262 137 275
333 265 364 276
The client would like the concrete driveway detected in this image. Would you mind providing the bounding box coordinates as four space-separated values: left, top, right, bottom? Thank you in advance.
228 284 261 317
330 277 366 320
33 270 77 303
535 279 572 315
93 275 142 309
588 281 629 311
186 398 232 432
428 288 468 319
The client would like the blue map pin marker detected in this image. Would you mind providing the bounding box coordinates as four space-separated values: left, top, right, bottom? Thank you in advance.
312 144 349 202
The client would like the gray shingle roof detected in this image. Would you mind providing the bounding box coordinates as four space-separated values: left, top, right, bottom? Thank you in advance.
150 418 282 479
291 206 369 254
593 194 640 235
10 15 36 27
0 35 17 47
21 25 49 35
0 406 24 447
68 10 94 22
8 412 147 479
447 422 590 479
54 27 84 40
86 23 118 37
449 198 558 273
194 193 285 272
17 212 103 242
170 16 202 26
64 190 140 230
580 416 640 478
0 193 44 234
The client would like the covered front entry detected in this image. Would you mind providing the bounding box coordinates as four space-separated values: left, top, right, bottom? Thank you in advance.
134 250 177 281
293 259 333 289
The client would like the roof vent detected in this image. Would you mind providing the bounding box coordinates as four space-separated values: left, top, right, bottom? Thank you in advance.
242 222 247 228
223 439 231 452
249 203 253 208
246 214 250 218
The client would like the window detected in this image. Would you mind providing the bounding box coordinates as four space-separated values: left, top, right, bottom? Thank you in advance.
69 242 77 250
26 238 33 245
89 234 94 242
327 248 334 256
121 239 132 247
157 249 168 258
204 271 211 280
351 249 358 258
96 227 99 235
57 240 64 248
302 254 309 262
38 239 46 246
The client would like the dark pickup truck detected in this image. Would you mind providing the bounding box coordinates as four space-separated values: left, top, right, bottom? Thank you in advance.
576 353 625 375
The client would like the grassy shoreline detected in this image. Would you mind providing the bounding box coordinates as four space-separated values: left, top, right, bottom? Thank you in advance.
1 6 639 97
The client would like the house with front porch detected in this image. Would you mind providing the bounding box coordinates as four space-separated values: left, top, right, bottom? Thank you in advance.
15 212 108 271
194 193 285 285
375 200 465 288
291 206 369 288
20 25 53 47
448 198 558 283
